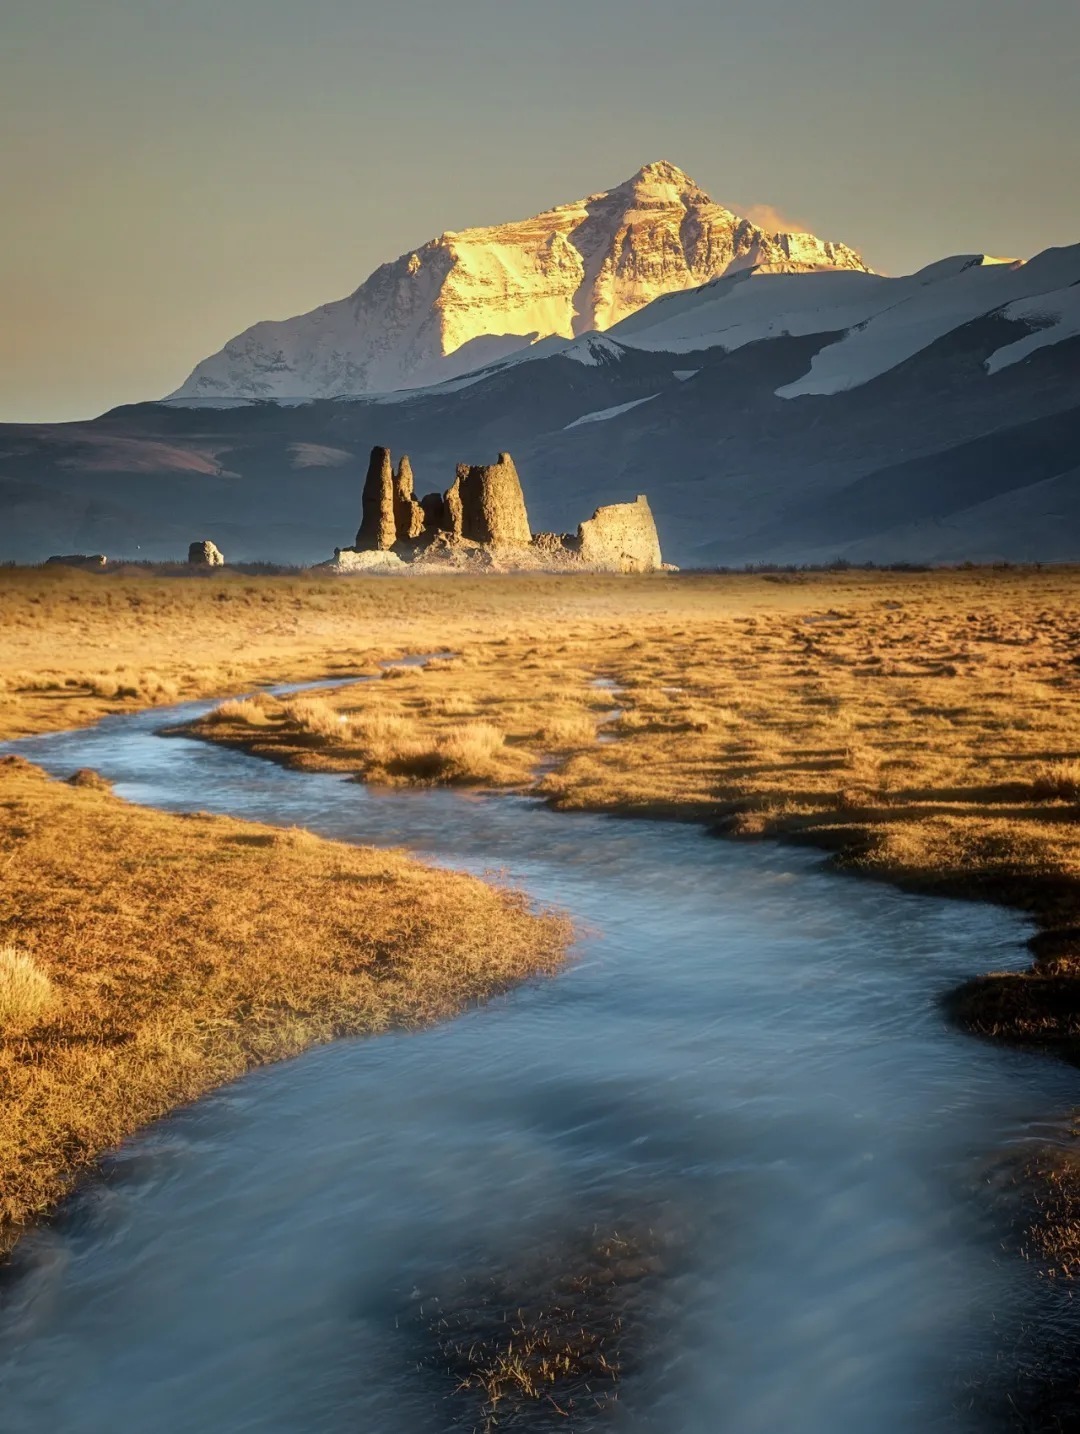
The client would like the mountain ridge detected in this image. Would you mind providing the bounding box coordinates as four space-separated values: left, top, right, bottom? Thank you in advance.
170 162 871 402
4 217 1077 569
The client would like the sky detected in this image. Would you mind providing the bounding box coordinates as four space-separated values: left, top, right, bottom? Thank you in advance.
3 0 1078 424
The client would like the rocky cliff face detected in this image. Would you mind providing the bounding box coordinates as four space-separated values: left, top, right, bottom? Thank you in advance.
170 162 871 401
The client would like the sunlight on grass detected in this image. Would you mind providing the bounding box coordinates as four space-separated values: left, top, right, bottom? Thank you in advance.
0 946 55 1033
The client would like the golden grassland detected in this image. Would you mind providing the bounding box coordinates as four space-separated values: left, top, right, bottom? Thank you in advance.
172 565 1080 1037
0 564 755 742
4 562 1080 1033
1 583 1078 1112
0 756 569 1254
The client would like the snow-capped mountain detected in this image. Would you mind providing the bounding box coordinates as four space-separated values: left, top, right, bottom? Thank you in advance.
169 161 871 401
607 248 1080 394
5 231 1077 569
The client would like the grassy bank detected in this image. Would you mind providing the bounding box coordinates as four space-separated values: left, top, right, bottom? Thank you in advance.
179 567 1080 1044
4 566 1080 1203
7 562 1078 1038
0 757 569 1254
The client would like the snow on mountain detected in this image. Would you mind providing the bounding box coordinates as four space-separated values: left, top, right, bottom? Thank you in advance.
4 232 1079 568
605 243 1080 399
561 334 630 367
985 277 1080 374
609 267 885 353
293 238 1080 419
564 394 659 429
777 248 1080 397
169 162 871 402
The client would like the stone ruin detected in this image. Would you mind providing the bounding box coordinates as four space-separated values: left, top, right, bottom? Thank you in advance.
331 447 665 573
46 553 108 569
577 497 662 572
188 539 225 567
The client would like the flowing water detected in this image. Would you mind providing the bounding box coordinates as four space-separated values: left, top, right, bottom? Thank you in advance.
1 690 1076 1432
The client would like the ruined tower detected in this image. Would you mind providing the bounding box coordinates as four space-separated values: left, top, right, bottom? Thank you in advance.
355 447 397 550
455 453 532 545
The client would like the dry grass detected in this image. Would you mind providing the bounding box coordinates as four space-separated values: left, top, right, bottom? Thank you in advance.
1033 761 1080 803
174 566 1080 1052
7 562 1078 937
206 695 277 727
0 947 55 1034
0 566 712 742
1014 1141 1080 1281
0 756 570 1253
187 659 606 787
281 694 349 739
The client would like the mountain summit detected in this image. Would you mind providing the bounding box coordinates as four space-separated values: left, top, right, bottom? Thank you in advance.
170 162 871 401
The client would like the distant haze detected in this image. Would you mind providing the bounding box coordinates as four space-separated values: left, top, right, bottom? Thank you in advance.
3 0 1078 422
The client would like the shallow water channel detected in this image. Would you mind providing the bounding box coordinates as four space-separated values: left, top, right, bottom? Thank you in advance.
1 688 1078 1432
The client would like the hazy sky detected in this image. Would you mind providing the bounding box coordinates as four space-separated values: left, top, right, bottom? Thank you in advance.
3 0 1078 423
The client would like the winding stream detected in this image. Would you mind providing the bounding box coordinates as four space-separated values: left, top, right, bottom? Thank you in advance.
1 689 1077 1432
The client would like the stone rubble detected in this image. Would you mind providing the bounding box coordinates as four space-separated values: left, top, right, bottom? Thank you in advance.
46 554 108 568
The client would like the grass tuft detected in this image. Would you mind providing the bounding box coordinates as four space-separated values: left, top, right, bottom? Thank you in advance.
1033 761 1080 802
411 1224 666 1430
0 946 55 1034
